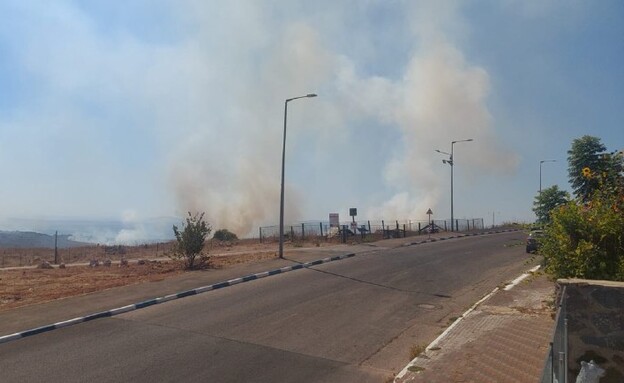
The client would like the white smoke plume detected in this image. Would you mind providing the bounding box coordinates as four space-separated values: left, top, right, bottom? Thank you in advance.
0 1 519 238
167 1 519 234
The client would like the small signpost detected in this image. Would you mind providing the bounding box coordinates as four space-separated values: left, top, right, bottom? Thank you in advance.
349 208 357 234
329 213 339 228
426 208 433 239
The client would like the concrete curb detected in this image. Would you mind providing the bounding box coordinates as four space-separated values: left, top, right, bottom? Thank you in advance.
394 263 541 381
0 252 356 345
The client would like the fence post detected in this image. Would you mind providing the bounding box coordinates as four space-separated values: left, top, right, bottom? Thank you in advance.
444 221 447 231
367 220 371 234
382 220 385 239
455 219 459 232
403 224 406 238
301 223 305 240
320 222 323 238
54 231 58 264
418 222 421 233
342 225 347 243
290 226 294 241
564 318 568 383
259 227 262 243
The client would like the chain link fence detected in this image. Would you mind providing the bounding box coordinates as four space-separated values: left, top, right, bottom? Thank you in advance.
258 218 484 243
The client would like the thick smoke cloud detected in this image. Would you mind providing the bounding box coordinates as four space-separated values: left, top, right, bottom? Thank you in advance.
0 1 519 240
168 2 518 234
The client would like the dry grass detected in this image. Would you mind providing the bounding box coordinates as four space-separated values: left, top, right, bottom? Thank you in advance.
408 344 426 361
0 261 185 312
0 238 336 312
0 237 336 268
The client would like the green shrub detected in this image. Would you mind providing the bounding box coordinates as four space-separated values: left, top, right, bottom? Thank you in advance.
213 228 238 242
171 212 212 270
542 190 624 281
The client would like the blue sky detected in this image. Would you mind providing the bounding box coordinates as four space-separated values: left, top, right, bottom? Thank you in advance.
0 1 622 241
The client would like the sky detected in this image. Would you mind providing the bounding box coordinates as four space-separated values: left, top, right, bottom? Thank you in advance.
0 1 622 243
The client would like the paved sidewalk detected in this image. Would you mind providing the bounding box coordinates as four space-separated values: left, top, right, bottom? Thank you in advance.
396 270 555 383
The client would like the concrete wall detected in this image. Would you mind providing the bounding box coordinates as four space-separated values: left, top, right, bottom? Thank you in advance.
558 279 624 383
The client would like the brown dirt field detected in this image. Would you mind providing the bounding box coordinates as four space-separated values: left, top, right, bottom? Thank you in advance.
0 239 328 312
0 261 185 312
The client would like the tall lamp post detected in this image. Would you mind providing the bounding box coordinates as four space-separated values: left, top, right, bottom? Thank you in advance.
436 139 474 231
279 93 317 259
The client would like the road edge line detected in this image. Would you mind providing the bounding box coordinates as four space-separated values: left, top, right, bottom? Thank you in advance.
0 253 356 345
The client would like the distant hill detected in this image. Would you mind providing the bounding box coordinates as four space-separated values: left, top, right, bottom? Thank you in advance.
0 231 89 249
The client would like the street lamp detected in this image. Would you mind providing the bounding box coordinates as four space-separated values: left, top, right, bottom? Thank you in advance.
435 138 474 231
279 93 317 259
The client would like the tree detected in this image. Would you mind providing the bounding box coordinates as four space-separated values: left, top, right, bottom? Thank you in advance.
172 212 212 270
567 135 608 202
540 135 624 281
533 185 569 224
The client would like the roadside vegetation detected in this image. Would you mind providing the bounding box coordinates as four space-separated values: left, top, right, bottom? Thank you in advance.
213 228 238 242
534 136 624 281
171 212 212 270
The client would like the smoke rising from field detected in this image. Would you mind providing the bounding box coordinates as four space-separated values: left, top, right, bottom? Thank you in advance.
167 2 519 235
0 1 520 240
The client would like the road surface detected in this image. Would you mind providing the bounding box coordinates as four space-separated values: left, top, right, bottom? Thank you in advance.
0 231 533 382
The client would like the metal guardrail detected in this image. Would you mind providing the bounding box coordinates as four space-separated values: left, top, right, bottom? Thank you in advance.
541 285 568 383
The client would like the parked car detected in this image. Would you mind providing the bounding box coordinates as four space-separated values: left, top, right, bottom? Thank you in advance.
526 230 544 253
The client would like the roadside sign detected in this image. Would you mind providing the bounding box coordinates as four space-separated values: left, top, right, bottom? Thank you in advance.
349 208 357 217
329 213 339 227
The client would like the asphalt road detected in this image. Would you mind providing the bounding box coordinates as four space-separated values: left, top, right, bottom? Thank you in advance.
0 231 533 383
